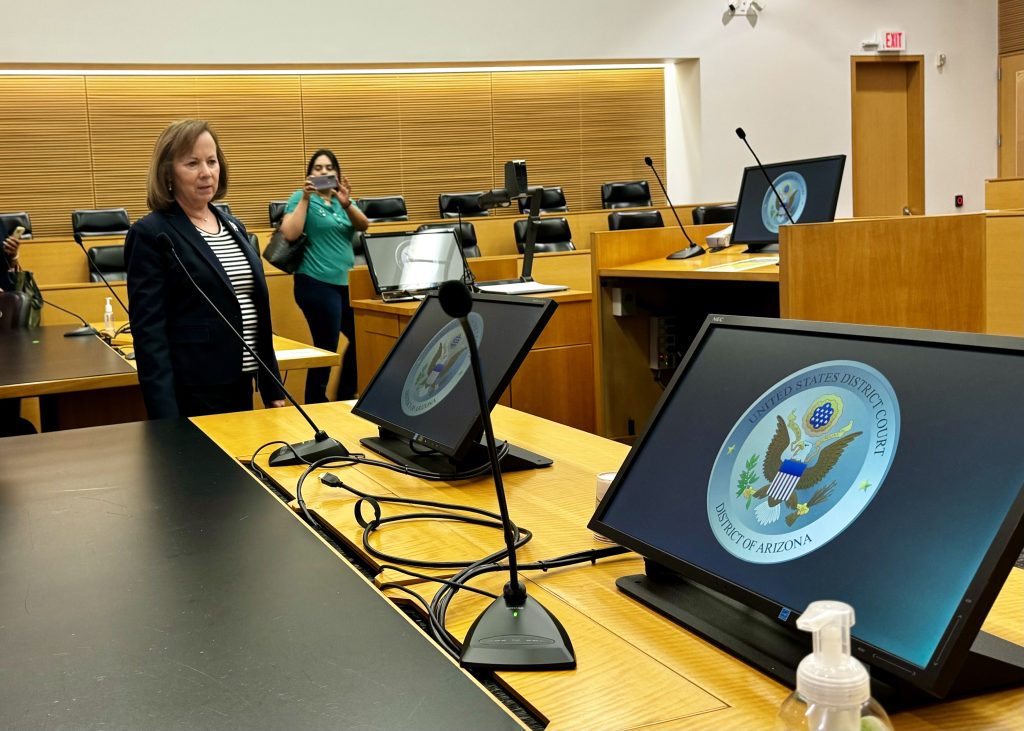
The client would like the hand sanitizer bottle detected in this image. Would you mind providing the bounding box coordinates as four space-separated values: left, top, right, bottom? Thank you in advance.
778 601 893 731
103 296 114 336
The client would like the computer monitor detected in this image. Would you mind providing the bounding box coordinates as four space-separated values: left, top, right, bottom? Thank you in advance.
590 315 1024 707
352 291 557 476
731 155 846 253
363 229 470 299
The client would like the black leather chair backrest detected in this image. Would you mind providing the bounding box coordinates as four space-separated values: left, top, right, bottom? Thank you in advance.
87 245 127 282
0 211 32 240
351 231 367 267
608 210 665 231
691 203 737 226
71 208 130 237
0 291 31 330
600 180 652 209
517 186 569 214
416 222 480 258
268 200 289 228
438 192 488 218
212 202 233 217
246 233 259 252
356 196 409 222
512 217 576 254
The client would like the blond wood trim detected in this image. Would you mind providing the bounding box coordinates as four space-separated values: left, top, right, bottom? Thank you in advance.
985 177 1024 209
780 214 990 331
984 214 1024 335
1000 0 1024 54
0 69 664 238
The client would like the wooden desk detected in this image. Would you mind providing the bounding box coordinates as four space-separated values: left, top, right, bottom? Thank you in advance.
192 403 1024 731
590 226 781 440
349 250 597 432
0 419 525 731
2 325 338 431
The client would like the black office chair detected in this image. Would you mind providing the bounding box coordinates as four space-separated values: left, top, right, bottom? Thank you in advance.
268 200 289 228
691 204 737 226
517 187 569 214
416 222 481 258
246 233 259 252
212 202 233 217
438 192 488 218
513 217 576 254
0 291 32 331
71 208 131 238
0 211 32 240
86 245 127 282
608 210 665 231
601 180 652 209
355 196 409 222
351 231 367 267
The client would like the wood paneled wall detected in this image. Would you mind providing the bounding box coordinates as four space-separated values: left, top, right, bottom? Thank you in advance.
1001 0 1024 54
0 68 664 236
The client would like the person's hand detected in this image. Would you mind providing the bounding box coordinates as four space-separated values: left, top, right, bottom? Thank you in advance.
333 176 353 208
2 236 19 261
269 399 287 408
301 178 318 200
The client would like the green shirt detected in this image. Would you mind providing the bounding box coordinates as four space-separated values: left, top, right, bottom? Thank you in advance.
286 189 355 286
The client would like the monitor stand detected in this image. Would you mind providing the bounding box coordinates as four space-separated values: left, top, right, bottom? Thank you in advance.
743 242 779 254
617 559 1024 712
360 428 552 477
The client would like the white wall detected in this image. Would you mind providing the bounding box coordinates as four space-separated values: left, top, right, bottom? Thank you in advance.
4 0 997 215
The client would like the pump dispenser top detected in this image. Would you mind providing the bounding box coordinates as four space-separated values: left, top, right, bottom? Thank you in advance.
778 600 893 731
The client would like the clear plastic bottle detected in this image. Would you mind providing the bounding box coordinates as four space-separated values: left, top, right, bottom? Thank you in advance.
103 296 114 336
777 601 893 731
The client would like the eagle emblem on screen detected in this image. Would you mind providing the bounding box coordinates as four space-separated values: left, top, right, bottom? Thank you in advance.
401 313 484 417
706 361 900 564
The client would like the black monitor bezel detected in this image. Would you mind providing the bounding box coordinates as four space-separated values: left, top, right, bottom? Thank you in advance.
589 314 1024 698
363 229 470 295
731 154 846 247
351 291 557 462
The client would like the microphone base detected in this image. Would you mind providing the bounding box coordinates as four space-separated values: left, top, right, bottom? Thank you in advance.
64 325 100 338
361 432 551 477
268 435 351 467
666 245 706 260
460 592 576 671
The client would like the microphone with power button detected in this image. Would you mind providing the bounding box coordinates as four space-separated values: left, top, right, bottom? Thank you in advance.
643 156 705 260
735 127 795 227
438 280 575 671
156 232 350 466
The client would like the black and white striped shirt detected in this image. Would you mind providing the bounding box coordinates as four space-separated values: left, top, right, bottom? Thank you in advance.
197 223 259 372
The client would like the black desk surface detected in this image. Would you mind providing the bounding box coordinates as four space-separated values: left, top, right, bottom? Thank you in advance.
0 325 137 389
0 420 523 731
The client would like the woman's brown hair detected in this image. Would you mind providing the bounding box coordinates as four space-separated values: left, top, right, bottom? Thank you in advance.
146 119 229 212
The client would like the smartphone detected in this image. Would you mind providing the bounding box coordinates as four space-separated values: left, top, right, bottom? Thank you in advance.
310 174 339 191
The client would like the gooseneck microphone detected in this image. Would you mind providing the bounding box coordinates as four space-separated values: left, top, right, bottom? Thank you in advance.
73 233 131 322
438 280 575 671
156 232 350 467
39 297 99 337
735 127 795 225
643 156 705 260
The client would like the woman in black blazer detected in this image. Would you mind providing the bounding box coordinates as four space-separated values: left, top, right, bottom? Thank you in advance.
126 119 286 419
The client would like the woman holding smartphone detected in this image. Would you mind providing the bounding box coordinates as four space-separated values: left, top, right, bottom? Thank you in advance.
279 148 369 403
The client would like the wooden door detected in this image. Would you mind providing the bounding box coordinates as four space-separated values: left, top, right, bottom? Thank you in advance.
850 56 925 216
998 52 1024 177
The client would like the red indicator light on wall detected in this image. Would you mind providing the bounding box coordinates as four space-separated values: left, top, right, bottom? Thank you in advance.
954 194 964 208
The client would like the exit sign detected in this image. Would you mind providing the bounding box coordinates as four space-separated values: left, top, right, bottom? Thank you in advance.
880 30 906 52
